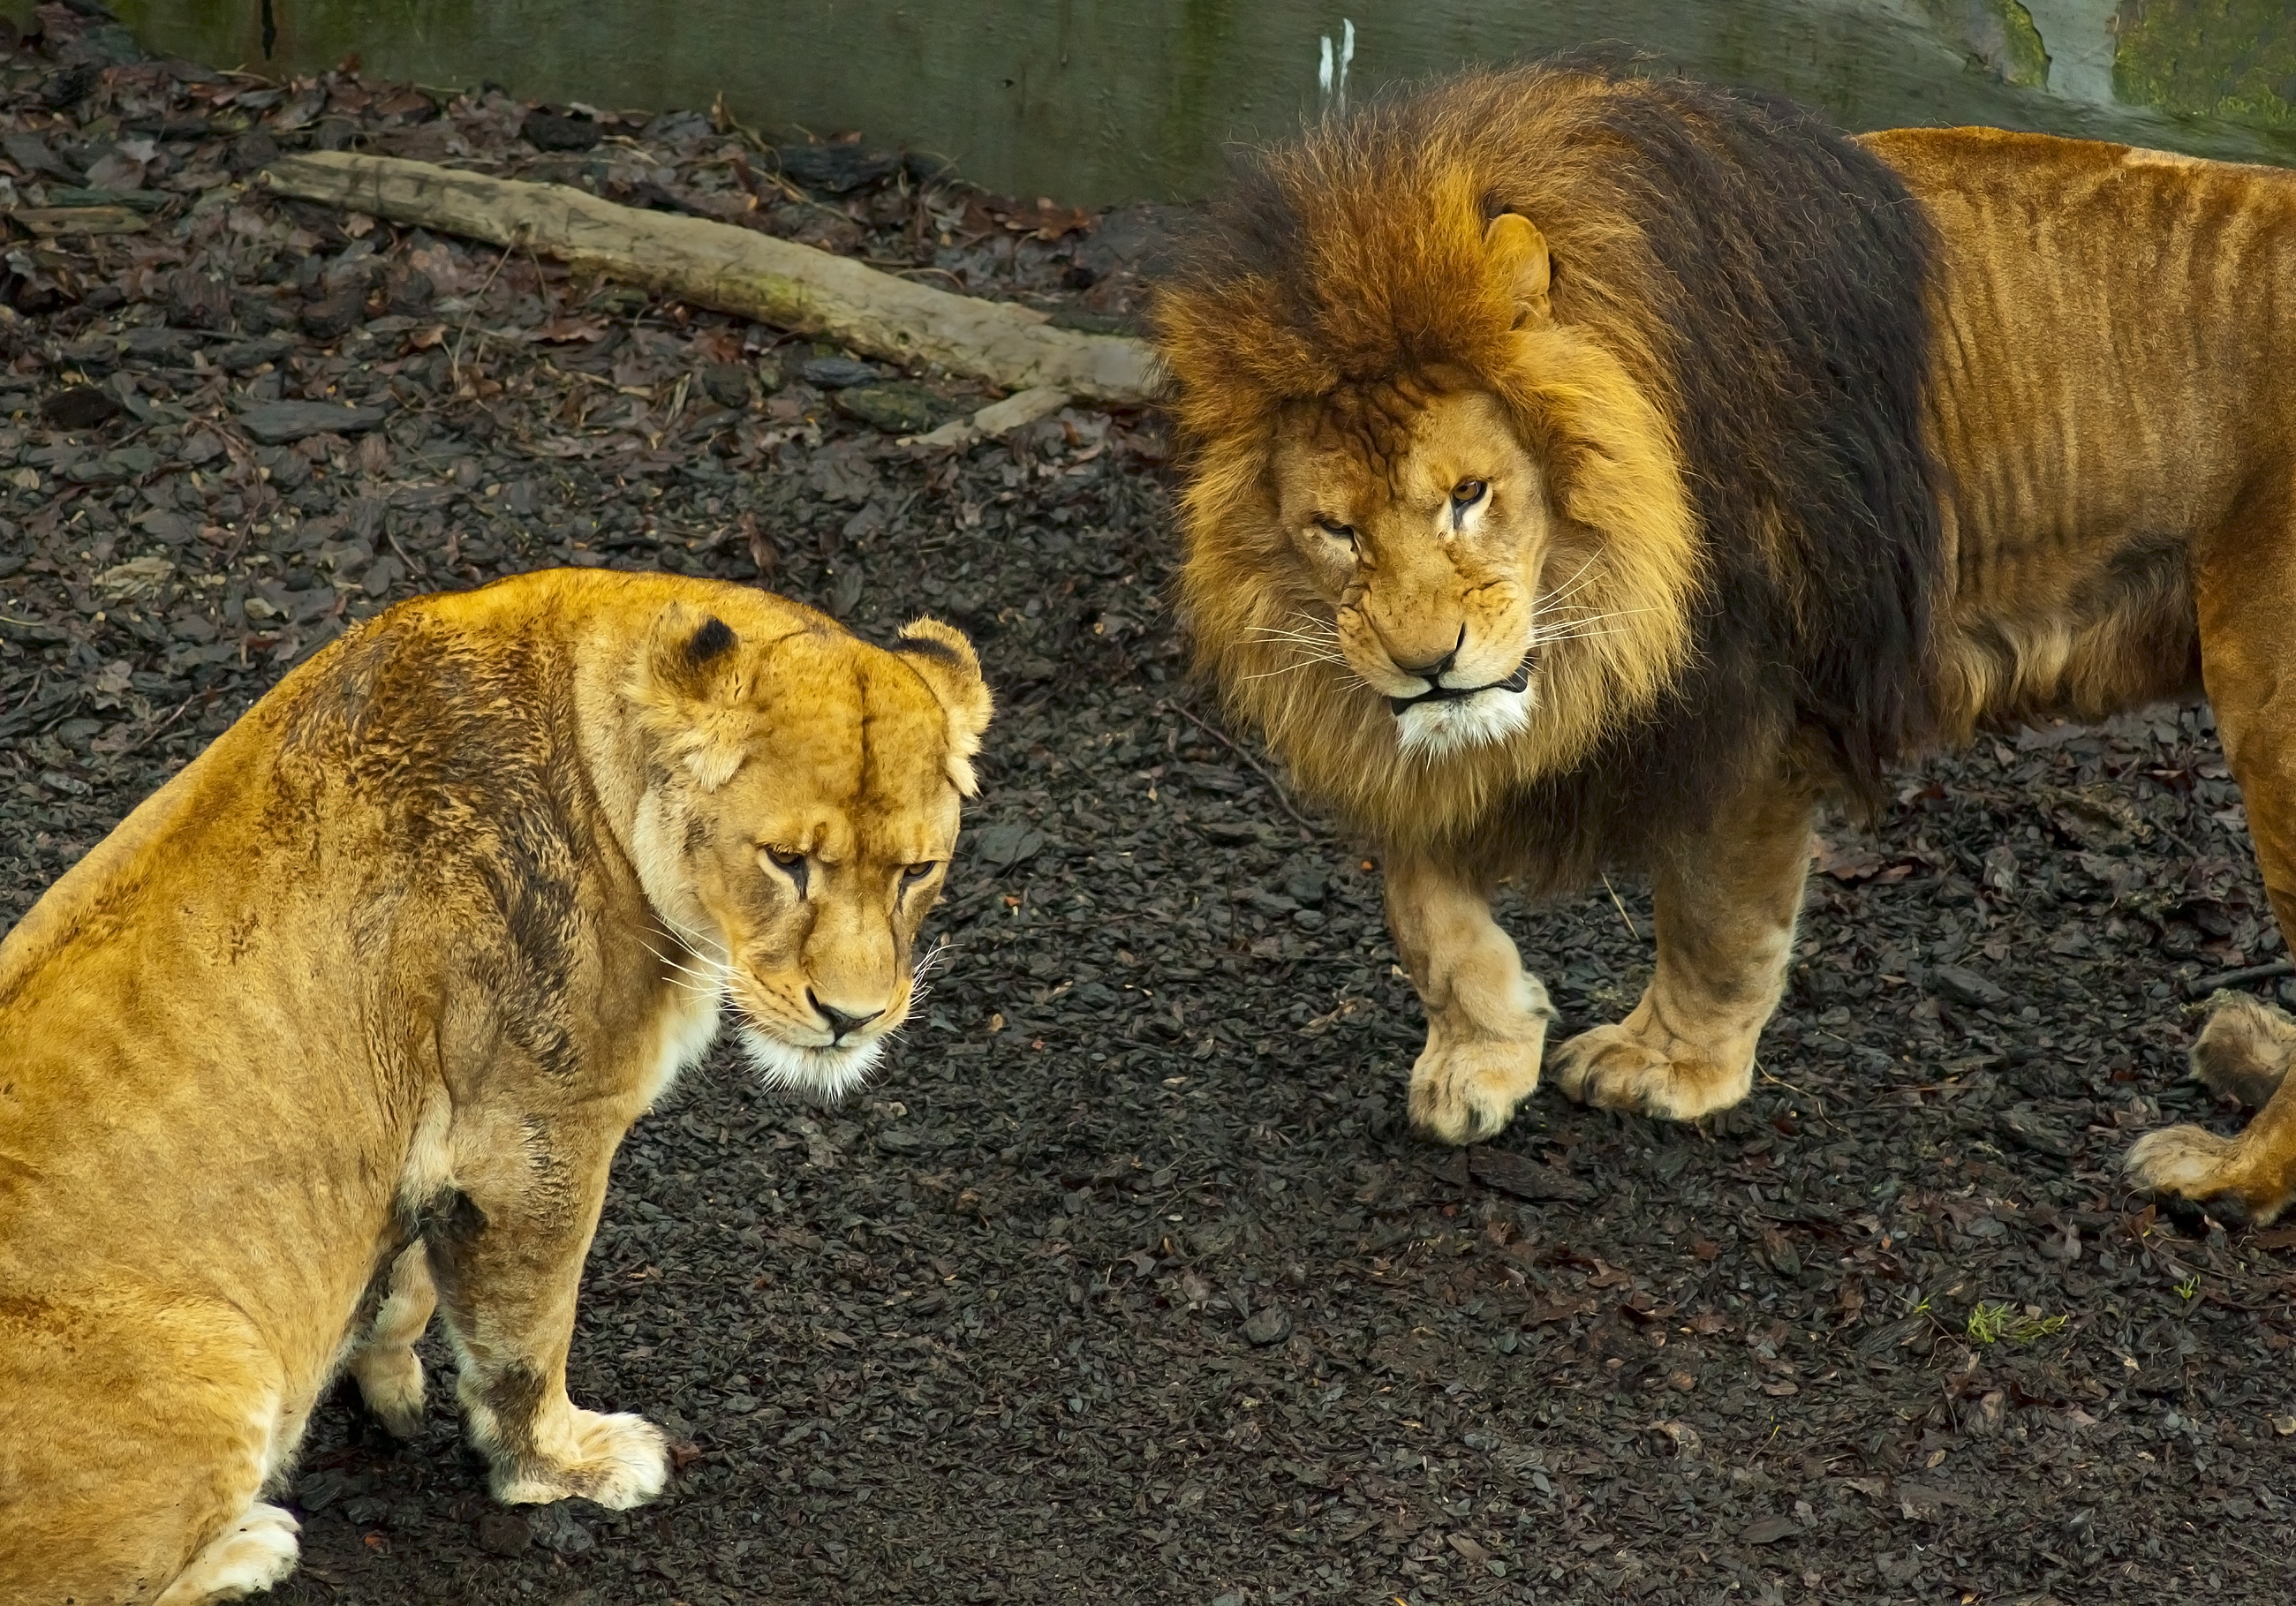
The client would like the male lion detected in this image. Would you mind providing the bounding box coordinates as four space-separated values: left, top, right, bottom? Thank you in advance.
0 569 990 1604
1154 64 2296 1221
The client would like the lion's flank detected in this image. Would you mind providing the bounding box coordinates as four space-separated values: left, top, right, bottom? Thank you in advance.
1153 64 1945 886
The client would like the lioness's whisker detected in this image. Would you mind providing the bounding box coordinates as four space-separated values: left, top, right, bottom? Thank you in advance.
634 936 730 999
641 943 725 984
651 909 729 959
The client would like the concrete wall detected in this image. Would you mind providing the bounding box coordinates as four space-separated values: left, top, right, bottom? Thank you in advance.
101 0 2296 205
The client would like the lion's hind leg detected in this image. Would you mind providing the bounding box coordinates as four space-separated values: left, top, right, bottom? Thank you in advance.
2190 989 2296 1108
2141 527 2296 1225
348 1241 435 1439
2126 994 2296 1228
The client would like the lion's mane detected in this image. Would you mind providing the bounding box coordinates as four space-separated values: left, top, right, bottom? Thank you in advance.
1154 64 1943 888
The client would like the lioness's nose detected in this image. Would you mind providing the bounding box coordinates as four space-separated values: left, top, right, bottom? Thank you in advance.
810 993 882 1041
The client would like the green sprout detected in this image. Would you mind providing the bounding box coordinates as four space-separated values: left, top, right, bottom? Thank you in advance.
2176 1272 2202 1302
1967 1301 2069 1345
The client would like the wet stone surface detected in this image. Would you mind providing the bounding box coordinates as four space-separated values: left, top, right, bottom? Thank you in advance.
0 9 2292 1604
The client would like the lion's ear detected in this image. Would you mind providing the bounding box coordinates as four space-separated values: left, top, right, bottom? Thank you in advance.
893 617 993 796
631 601 749 788
1484 213 1552 328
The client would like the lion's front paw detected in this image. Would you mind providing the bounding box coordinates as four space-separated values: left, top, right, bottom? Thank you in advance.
493 1409 670 1510
1409 1035 1543 1144
1549 1020 1753 1120
2125 1124 2285 1228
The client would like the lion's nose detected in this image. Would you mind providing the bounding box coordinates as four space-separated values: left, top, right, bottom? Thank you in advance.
810 993 882 1041
1393 624 1466 681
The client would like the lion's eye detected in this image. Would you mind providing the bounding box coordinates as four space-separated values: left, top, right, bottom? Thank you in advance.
1313 518 1356 543
1451 480 1488 509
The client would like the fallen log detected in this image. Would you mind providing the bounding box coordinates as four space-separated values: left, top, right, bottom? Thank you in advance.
259 151 1159 407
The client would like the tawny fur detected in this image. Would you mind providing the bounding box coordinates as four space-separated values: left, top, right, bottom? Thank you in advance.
1156 65 2296 1175
0 569 990 1604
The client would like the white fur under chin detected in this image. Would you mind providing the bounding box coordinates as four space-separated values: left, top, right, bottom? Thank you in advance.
737 1023 883 1102
1394 682 1534 758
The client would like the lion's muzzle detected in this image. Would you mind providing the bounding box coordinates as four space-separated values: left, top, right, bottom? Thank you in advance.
1391 649 1537 758
1387 650 1535 716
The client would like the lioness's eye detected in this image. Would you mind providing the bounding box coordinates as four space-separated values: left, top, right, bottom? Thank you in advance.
1451 479 1488 508
763 846 809 897
903 862 939 886
1314 518 1355 543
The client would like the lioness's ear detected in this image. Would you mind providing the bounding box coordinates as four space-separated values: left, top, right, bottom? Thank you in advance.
893 617 993 796
631 601 749 788
1484 213 1552 328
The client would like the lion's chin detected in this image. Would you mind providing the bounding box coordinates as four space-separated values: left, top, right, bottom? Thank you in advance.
736 1023 884 1103
1393 682 1535 758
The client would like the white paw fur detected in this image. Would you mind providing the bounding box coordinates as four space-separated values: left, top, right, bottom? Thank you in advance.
154 1501 300 1605
493 1408 670 1510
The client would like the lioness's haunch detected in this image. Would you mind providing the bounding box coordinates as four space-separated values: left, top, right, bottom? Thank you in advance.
1154 64 2296 1223
0 569 990 1605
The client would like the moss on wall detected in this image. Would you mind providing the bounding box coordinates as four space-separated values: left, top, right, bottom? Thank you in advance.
2115 0 2296 132
93 0 2296 202
1922 0 2051 90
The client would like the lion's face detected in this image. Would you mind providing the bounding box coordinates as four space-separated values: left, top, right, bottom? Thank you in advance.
628 610 991 1099
1273 387 1577 758
1159 200 1703 847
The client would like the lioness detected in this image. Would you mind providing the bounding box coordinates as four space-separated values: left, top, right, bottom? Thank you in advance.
1153 65 2296 1220
0 569 991 1604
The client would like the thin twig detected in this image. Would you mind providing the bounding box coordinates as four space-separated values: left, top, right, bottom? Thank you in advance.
449 238 519 386
1164 700 1323 836
2186 959 2295 999
117 695 196 758
1600 873 1639 939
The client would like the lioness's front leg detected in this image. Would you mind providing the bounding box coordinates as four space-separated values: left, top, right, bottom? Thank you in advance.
426 1109 667 1511
1550 773 1814 1120
1386 852 1557 1143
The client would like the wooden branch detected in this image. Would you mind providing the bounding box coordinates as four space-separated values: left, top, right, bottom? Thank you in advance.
260 151 1159 404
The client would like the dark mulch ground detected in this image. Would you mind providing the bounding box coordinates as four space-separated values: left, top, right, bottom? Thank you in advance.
4 10 2293 1604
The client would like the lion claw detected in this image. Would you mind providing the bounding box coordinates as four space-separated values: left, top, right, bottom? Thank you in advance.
1550 1022 1753 1121
1407 1035 1543 1146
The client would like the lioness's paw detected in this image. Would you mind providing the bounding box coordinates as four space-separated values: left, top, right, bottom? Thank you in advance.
350 1344 427 1440
2190 991 2296 1108
155 1501 299 1605
1409 1037 1542 1145
2124 1124 2285 1228
494 1410 669 1510
1550 1022 1753 1121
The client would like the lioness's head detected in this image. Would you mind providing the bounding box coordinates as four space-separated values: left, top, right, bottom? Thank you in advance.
1153 108 1705 842
626 605 992 1098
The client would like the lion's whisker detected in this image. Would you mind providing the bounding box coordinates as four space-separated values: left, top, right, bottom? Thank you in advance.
1529 626 1632 646
1536 552 1605 609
